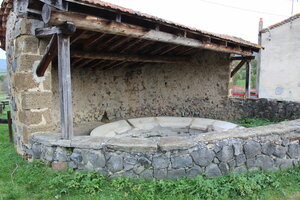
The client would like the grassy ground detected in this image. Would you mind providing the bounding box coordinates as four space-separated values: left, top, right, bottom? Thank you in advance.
0 124 300 199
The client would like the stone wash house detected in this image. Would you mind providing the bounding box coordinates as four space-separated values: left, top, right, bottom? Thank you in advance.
258 14 300 102
0 0 300 178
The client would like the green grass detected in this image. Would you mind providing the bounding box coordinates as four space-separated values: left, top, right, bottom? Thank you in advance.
234 118 278 128
236 80 245 87
0 108 299 199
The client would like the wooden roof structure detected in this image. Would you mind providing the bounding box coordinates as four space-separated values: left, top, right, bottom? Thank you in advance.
0 0 262 139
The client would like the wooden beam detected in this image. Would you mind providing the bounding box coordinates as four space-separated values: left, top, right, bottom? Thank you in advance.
230 56 255 61
71 50 190 63
245 61 251 98
57 33 74 140
47 10 254 56
230 59 246 78
36 35 57 77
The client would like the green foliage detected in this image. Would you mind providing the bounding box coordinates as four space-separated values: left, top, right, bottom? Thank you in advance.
235 118 278 128
232 59 257 90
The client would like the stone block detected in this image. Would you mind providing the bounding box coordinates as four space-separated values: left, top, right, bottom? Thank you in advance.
157 117 192 129
287 143 300 159
217 145 233 162
128 117 158 130
107 155 123 173
244 140 261 159
21 92 52 109
190 118 215 131
23 124 53 144
152 156 170 169
51 161 68 171
167 168 186 179
43 73 52 91
124 156 137 170
275 158 294 170
90 120 132 137
31 143 42 159
186 165 203 178
137 156 152 168
158 136 196 151
15 35 39 55
262 141 276 156
191 147 215 167
86 150 106 168
154 169 167 179
236 154 246 166
16 54 42 72
205 164 222 177
232 142 243 156
273 146 287 158
15 18 44 36
219 162 229 175
255 155 274 171
106 137 157 152
14 73 38 91
18 110 52 125
171 155 193 169
233 166 247 174
53 147 68 162
139 169 154 179
213 121 239 131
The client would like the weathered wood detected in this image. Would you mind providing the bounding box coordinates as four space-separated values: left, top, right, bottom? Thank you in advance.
7 111 13 143
84 33 106 50
36 35 57 77
35 22 76 38
48 10 254 56
57 34 73 140
70 30 85 45
42 4 52 24
230 59 246 78
230 56 255 61
245 61 251 98
71 50 190 63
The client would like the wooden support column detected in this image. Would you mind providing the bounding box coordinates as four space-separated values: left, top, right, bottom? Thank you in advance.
245 61 251 98
57 33 74 140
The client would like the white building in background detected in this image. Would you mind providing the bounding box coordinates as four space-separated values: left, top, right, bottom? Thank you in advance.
258 14 300 102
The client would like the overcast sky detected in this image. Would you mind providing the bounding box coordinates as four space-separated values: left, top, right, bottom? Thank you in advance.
0 0 299 59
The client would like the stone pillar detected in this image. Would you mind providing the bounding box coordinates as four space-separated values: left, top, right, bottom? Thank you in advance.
5 11 54 153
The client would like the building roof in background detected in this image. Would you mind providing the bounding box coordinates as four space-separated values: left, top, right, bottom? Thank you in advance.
260 13 300 33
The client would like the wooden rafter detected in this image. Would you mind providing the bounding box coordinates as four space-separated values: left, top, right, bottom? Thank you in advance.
46 10 254 56
71 50 190 63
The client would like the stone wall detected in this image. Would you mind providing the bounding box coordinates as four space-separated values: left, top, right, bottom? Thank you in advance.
51 51 231 130
5 11 54 151
28 119 300 179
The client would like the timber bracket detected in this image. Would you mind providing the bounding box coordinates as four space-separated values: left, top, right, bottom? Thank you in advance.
35 22 76 77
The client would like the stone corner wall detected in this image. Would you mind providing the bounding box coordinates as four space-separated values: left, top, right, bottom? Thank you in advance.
6 11 54 151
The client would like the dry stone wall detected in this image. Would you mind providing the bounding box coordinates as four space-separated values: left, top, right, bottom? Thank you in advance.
28 119 300 179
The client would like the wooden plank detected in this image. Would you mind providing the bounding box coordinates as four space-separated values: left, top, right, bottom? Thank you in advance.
36 35 57 77
57 34 74 140
7 111 13 143
230 59 246 78
71 50 190 63
230 56 255 61
48 10 254 56
70 30 85 45
245 61 251 98
35 26 61 38
83 33 106 50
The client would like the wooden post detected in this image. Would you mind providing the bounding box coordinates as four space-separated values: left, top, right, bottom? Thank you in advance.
57 33 74 140
7 111 13 143
245 61 251 98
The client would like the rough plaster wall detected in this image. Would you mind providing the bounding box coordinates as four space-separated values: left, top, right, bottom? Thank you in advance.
51 51 231 129
259 18 300 102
